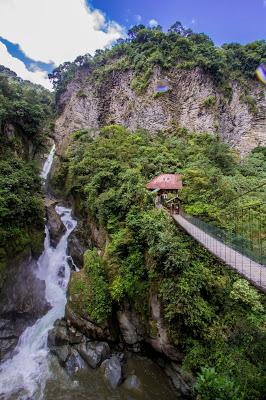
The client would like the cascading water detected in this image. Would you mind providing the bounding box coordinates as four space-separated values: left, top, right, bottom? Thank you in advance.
0 145 76 400
40 144 55 180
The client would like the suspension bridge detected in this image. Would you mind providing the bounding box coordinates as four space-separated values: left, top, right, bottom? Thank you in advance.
173 183 266 292
173 207 266 292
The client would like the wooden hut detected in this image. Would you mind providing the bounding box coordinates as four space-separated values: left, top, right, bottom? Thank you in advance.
146 174 182 212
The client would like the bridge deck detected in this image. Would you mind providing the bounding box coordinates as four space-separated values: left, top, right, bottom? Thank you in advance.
173 214 266 292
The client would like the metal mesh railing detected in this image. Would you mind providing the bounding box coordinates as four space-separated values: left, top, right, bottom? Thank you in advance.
180 210 266 266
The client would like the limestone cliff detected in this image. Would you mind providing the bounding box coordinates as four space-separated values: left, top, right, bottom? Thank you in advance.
55 66 266 156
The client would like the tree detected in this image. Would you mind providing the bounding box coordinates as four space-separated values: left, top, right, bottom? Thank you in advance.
127 24 146 40
168 21 193 37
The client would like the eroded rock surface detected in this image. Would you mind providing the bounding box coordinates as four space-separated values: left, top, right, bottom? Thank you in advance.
55 67 266 157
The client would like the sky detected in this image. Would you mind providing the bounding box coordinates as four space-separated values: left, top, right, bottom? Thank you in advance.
0 0 265 90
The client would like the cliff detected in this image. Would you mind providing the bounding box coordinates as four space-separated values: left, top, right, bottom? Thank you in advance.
55 66 266 156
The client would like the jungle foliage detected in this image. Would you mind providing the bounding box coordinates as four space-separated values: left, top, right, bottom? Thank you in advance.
56 125 266 400
0 66 53 139
49 21 266 97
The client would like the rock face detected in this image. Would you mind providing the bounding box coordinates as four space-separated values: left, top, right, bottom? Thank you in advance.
117 308 145 352
46 203 66 247
65 303 117 342
55 67 266 156
164 361 193 398
147 293 183 361
0 257 49 360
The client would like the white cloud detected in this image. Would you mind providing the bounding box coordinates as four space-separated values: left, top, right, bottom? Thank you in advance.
0 41 52 89
135 14 142 23
0 0 124 66
191 18 196 25
149 19 159 28
264 0 266 7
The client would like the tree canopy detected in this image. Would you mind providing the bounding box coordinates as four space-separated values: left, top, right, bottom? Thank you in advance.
49 21 266 97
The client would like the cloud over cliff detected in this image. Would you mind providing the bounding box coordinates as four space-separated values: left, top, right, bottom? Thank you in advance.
0 0 124 88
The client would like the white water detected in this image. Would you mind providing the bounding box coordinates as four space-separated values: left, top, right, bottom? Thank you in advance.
40 144 55 181
0 146 76 400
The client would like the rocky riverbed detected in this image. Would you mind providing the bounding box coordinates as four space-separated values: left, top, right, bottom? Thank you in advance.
47 316 192 398
46 319 185 399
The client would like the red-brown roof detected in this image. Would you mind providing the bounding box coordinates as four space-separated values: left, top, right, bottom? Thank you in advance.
146 174 182 190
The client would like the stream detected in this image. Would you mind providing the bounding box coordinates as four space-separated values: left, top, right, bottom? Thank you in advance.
0 147 179 400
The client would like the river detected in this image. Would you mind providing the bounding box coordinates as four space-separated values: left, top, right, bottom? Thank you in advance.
0 146 179 400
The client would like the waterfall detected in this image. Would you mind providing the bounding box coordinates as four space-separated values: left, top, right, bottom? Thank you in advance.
40 144 56 181
0 145 76 400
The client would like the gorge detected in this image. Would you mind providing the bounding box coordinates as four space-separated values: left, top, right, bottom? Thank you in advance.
0 23 266 400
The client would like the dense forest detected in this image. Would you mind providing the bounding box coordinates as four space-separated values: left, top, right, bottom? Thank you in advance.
0 66 53 282
52 125 266 400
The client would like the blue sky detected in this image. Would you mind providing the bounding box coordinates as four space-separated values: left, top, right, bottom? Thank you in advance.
0 0 265 89
91 0 266 44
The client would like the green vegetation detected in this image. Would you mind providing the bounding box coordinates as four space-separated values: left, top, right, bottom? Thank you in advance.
0 158 44 274
0 66 53 141
203 95 216 109
241 94 259 114
55 125 266 399
69 249 112 324
195 367 242 400
0 66 53 281
76 89 87 99
49 21 266 97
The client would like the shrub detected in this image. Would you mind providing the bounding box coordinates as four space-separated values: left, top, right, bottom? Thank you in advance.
194 367 242 400
203 95 216 109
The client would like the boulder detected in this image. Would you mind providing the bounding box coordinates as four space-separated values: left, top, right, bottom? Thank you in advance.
65 348 87 374
48 324 69 346
77 341 110 369
58 265 65 278
101 356 122 389
48 321 85 347
67 230 85 269
46 204 66 247
67 326 84 344
50 345 70 365
123 375 142 393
